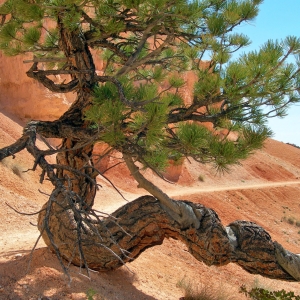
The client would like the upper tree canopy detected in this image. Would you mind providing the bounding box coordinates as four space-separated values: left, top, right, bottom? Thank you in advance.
0 0 300 174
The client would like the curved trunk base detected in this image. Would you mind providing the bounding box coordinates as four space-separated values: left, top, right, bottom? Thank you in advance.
38 193 298 281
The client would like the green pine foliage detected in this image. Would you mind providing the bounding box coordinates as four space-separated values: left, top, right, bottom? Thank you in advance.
0 0 299 174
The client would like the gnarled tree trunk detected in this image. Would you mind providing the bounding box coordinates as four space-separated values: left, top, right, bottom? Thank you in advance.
37 192 300 281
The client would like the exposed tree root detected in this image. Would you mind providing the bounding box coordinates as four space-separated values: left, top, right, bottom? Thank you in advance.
37 192 299 281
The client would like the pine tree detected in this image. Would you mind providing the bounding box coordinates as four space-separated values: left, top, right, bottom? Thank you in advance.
0 0 300 281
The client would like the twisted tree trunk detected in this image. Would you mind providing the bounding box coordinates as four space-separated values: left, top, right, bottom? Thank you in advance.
37 192 300 281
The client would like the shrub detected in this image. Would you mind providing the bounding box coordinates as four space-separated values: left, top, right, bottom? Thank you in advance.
177 278 234 300
11 165 23 177
0 158 24 178
240 285 300 300
287 217 295 225
198 174 205 182
282 215 300 228
86 288 97 300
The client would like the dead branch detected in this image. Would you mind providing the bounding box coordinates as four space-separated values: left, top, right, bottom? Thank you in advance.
5 202 47 216
26 62 79 93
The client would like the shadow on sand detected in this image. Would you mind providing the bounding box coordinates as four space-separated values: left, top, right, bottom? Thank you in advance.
0 247 157 300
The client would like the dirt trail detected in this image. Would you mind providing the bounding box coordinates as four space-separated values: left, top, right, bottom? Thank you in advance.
169 180 300 197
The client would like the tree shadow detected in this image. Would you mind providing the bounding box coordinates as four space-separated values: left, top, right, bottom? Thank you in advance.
0 247 157 300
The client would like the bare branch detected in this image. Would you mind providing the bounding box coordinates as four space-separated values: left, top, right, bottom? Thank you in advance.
26 62 79 93
5 202 47 216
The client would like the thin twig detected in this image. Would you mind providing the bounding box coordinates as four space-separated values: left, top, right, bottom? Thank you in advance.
5 202 47 216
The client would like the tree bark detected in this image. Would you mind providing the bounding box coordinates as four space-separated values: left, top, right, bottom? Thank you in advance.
37 192 299 281
45 12 99 208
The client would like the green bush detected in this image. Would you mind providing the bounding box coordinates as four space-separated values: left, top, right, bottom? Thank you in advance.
240 285 300 300
86 288 97 300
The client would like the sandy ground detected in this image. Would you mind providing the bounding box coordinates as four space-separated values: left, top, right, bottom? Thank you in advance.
0 111 300 299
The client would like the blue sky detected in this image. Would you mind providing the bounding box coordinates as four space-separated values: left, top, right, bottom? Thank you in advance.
233 0 300 145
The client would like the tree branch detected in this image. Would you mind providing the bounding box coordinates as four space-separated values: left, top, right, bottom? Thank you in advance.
33 120 98 140
116 32 174 76
122 153 202 229
26 62 79 93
